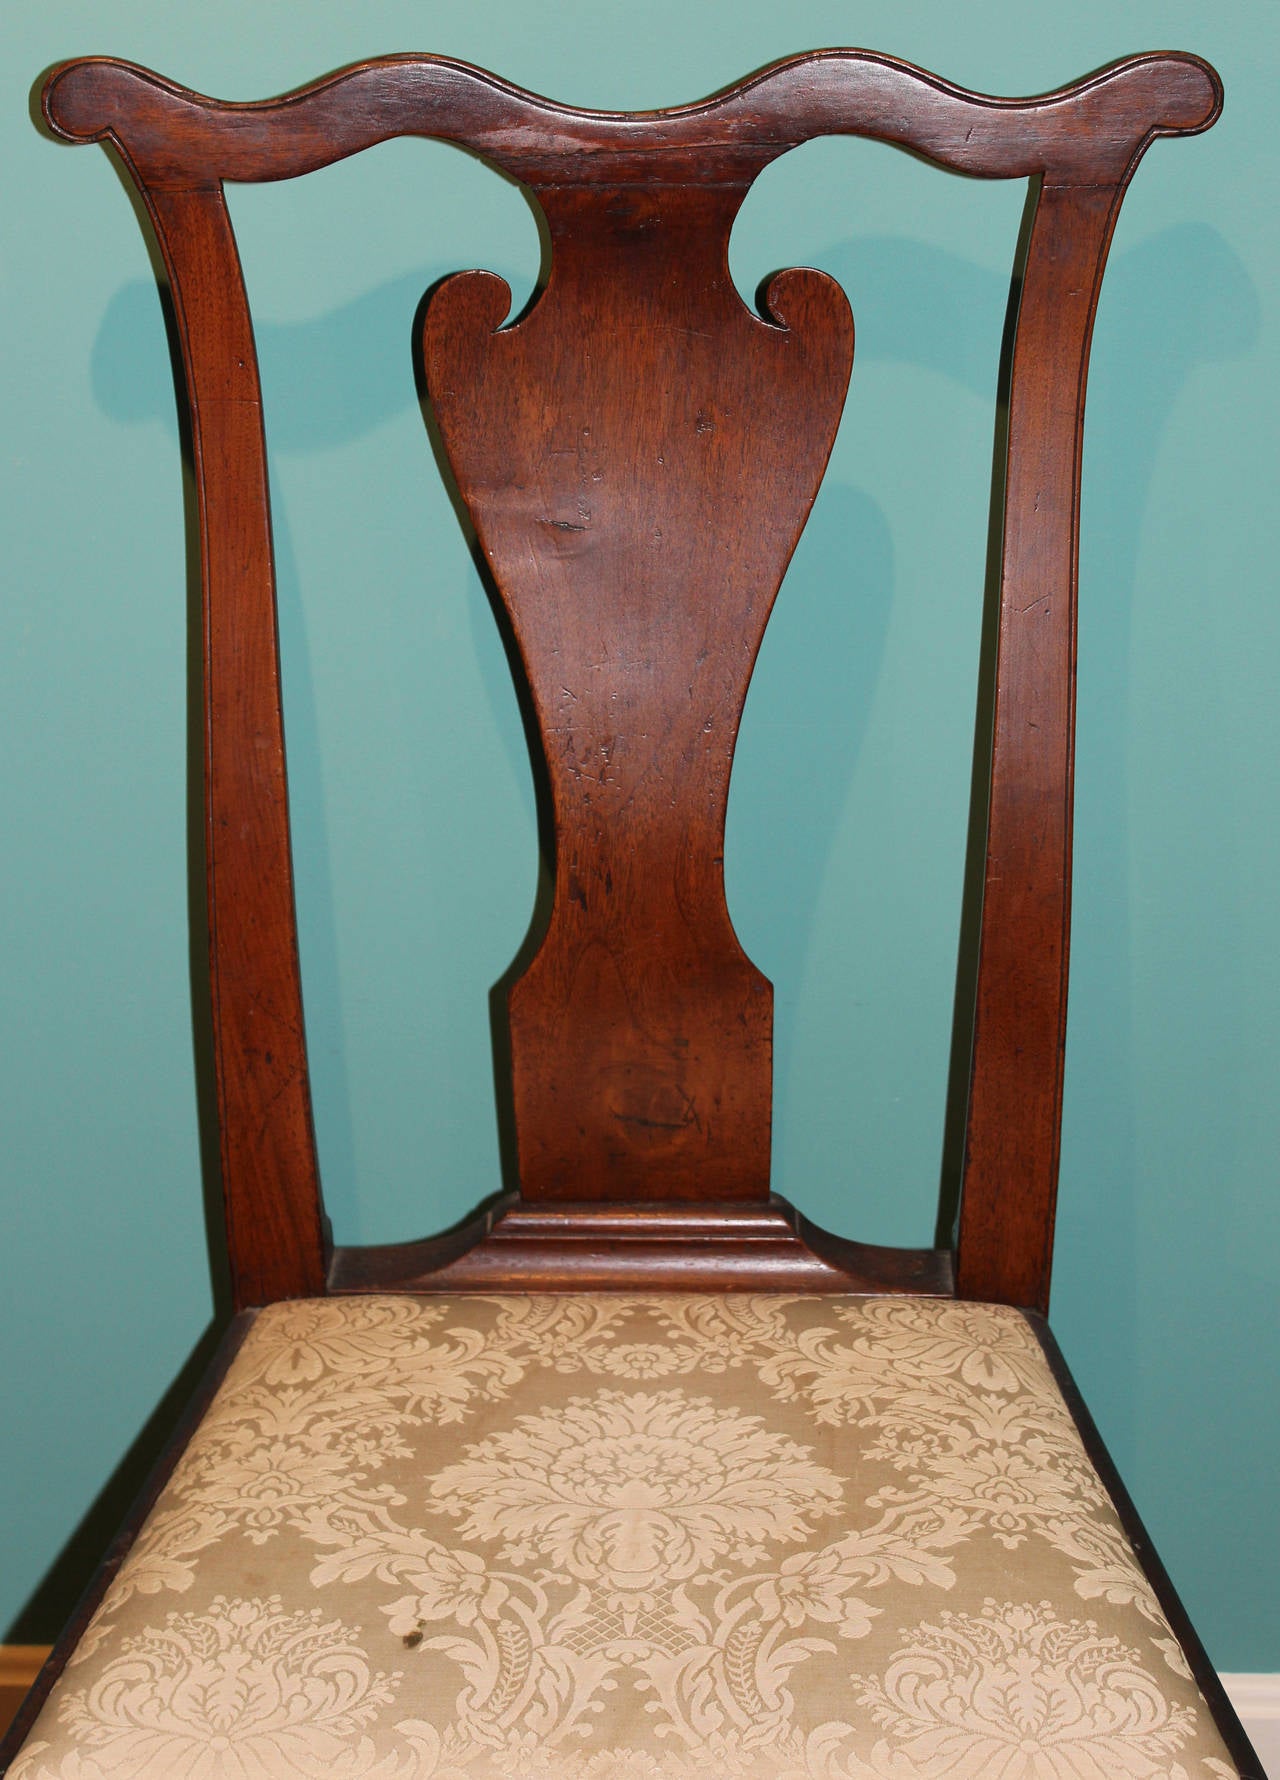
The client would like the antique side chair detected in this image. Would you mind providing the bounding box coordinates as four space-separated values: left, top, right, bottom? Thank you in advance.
6 48 1263 1780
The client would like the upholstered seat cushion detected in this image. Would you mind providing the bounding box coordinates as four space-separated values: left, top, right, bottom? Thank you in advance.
11 1295 1236 1778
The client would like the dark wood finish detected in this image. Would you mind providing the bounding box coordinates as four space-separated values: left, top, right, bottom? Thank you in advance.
41 50 1221 1312
152 185 328 1308
0 1315 257 1772
23 46 1252 1780
956 179 1132 1308
425 204 851 1205
329 1196 953 1294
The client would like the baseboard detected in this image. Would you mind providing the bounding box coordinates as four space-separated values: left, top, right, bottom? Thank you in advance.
0 1648 49 1691
1221 1675 1280 1778
0 1647 51 1740
0 1650 48 1690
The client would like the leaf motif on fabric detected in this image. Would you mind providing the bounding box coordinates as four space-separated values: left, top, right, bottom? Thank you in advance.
41 1595 409 1779
429 1390 843 1589
16 1297 1235 1779
850 1598 1202 1779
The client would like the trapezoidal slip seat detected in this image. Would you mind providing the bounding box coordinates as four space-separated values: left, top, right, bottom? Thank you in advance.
5 47 1263 1780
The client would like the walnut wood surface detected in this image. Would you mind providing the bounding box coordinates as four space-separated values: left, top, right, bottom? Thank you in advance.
42 50 1221 1310
954 180 1124 1306
425 212 851 1204
328 1198 953 1295
25 57 1250 1772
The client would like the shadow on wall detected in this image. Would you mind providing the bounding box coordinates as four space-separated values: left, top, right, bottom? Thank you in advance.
81 212 1257 1248
10 217 1251 1647
731 221 1257 1283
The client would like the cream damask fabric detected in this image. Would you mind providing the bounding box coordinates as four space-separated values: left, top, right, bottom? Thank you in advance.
11 1294 1237 1779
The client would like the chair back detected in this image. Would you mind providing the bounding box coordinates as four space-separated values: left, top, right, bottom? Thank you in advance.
43 50 1221 1309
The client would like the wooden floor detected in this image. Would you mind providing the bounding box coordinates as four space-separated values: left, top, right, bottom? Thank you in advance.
0 1648 50 1740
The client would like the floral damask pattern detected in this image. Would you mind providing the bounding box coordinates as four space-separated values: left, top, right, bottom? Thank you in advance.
22 1596 409 1780
429 1390 845 1584
10 1296 1239 1779
850 1601 1202 1780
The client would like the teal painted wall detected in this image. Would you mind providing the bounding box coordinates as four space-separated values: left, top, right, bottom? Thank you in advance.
3 0 1276 1670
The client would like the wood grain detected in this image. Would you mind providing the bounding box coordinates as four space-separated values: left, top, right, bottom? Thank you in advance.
425 201 851 1204
18 44 1252 1778
328 1198 953 1294
41 49 1222 1309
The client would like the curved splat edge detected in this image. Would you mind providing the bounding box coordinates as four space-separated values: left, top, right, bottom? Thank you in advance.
37 49 1222 1306
422 179 853 1202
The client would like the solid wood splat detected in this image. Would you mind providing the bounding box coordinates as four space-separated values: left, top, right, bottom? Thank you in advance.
15 51 1258 1780
423 187 853 1204
40 47 1222 1309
